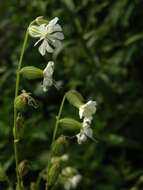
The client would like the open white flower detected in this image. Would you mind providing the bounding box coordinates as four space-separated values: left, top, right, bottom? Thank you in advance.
76 124 93 144
28 17 64 56
64 174 82 190
79 100 97 120
43 61 54 92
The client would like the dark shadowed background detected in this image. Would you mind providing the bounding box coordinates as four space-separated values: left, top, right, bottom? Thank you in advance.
1 0 143 189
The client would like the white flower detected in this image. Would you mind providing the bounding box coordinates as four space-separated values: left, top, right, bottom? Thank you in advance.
43 61 54 92
28 17 64 56
64 175 82 190
79 100 97 120
76 125 93 144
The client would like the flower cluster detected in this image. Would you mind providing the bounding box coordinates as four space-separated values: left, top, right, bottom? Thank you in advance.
76 101 97 144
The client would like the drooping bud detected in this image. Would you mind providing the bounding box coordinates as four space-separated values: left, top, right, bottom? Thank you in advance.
16 113 24 140
0 165 7 182
66 90 84 108
14 92 28 112
20 66 43 80
14 90 39 112
59 118 82 131
18 160 30 177
35 16 49 25
47 162 61 187
51 135 68 156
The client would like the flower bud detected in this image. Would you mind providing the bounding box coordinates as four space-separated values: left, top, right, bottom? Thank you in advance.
35 16 49 25
14 94 27 112
20 66 43 80
66 90 84 108
59 118 82 131
0 165 7 181
52 135 68 156
18 160 29 177
16 113 24 140
47 162 61 187
14 90 39 112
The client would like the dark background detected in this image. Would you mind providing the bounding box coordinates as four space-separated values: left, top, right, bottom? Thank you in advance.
1 0 143 189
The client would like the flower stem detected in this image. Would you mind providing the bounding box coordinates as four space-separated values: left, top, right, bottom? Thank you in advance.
52 94 66 142
13 29 29 189
45 94 66 190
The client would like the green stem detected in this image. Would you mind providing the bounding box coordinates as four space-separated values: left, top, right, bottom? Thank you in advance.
13 29 29 189
45 94 66 190
52 94 66 142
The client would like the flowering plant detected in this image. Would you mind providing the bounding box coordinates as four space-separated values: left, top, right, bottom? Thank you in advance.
9 16 98 190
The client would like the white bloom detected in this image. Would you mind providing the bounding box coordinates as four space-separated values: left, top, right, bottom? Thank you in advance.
43 61 54 92
76 125 93 144
76 132 87 144
79 100 97 120
28 17 64 56
64 175 82 190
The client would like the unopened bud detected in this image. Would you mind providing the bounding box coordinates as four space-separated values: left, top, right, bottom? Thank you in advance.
20 66 43 80
18 160 30 177
47 162 61 187
66 90 84 108
14 90 38 112
16 113 24 140
52 135 68 156
59 118 82 131
14 93 27 112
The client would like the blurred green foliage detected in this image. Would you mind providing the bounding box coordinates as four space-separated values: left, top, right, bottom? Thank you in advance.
1 0 143 189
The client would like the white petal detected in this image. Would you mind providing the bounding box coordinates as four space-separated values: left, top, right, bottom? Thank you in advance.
43 61 54 77
48 17 59 26
45 41 54 53
76 133 87 144
83 117 92 124
38 40 46 56
43 77 53 92
84 127 93 138
54 24 62 31
34 37 44 46
50 32 64 40
79 106 84 119
50 39 62 48
39 40 53 55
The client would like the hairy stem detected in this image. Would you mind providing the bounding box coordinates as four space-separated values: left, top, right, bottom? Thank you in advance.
13 29 29 189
